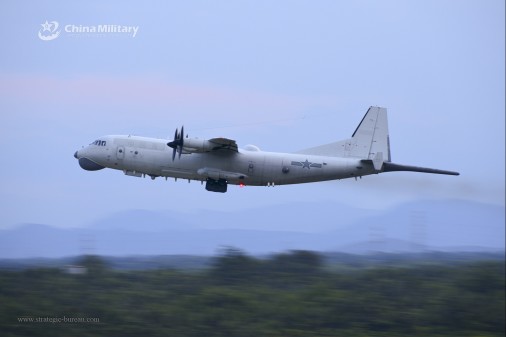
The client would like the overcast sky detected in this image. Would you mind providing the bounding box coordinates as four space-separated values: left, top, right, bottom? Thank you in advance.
0 0 504 229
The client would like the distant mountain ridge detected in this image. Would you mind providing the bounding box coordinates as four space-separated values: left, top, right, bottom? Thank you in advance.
89 201 381 233
0 199 503 258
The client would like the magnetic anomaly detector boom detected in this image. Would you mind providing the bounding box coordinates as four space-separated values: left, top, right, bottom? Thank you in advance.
74 107 459 192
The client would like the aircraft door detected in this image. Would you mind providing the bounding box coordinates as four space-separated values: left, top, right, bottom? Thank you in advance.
248 161 255 174
247 160 264 184
116 146 125 160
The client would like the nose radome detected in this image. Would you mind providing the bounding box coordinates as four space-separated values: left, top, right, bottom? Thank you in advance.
74 151 78 159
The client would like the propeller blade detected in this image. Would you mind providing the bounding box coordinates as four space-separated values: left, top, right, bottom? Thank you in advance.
167 128 178 148
179 125 184 159
167 126 186 161
168 127 179 161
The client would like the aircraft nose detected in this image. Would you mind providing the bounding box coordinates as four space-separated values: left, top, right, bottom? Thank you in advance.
74 151 78 159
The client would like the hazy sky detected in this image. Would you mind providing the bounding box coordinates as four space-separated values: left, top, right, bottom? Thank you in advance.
0 0 504 229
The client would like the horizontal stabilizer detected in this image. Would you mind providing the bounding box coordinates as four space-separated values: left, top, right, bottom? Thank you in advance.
382 162 459 176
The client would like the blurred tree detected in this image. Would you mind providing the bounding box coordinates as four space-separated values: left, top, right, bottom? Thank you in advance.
209 247 261 284
77 255 109 275
269 250 323 274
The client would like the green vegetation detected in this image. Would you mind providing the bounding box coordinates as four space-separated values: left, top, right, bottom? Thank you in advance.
0 250 504 337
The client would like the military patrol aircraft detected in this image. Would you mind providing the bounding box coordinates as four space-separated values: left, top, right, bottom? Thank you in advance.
74 107 459 193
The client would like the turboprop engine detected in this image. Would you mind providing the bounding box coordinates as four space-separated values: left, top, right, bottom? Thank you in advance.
167 126 223 160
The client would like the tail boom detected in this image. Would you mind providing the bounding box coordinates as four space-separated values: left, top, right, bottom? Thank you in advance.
382 162 459 176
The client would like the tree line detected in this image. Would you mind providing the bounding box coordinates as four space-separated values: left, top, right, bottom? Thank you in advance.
0 249 504 337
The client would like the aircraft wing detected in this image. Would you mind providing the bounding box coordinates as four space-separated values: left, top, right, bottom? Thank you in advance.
174 137 239 155
208 138 238 153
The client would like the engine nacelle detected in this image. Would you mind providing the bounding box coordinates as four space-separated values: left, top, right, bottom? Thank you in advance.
181 138 214 153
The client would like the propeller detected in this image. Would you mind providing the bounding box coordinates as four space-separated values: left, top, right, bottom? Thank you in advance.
167 125 184 160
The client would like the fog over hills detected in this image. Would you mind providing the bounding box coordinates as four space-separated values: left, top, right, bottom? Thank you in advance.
0 199 503 258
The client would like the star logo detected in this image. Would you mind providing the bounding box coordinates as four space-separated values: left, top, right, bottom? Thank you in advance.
291 159 322 169
41 20 52 32
38 20 61 41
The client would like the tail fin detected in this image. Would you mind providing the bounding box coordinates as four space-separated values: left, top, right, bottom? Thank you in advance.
296 106 391 163
348 106 390 161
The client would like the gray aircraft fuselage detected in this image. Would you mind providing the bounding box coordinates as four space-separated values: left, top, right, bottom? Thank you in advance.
74 107 459 192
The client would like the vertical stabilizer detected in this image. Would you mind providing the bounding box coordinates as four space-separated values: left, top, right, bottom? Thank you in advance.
295 106 391 162
348 106 390 161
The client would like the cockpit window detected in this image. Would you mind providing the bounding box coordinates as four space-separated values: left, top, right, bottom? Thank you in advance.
90 140 107 146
